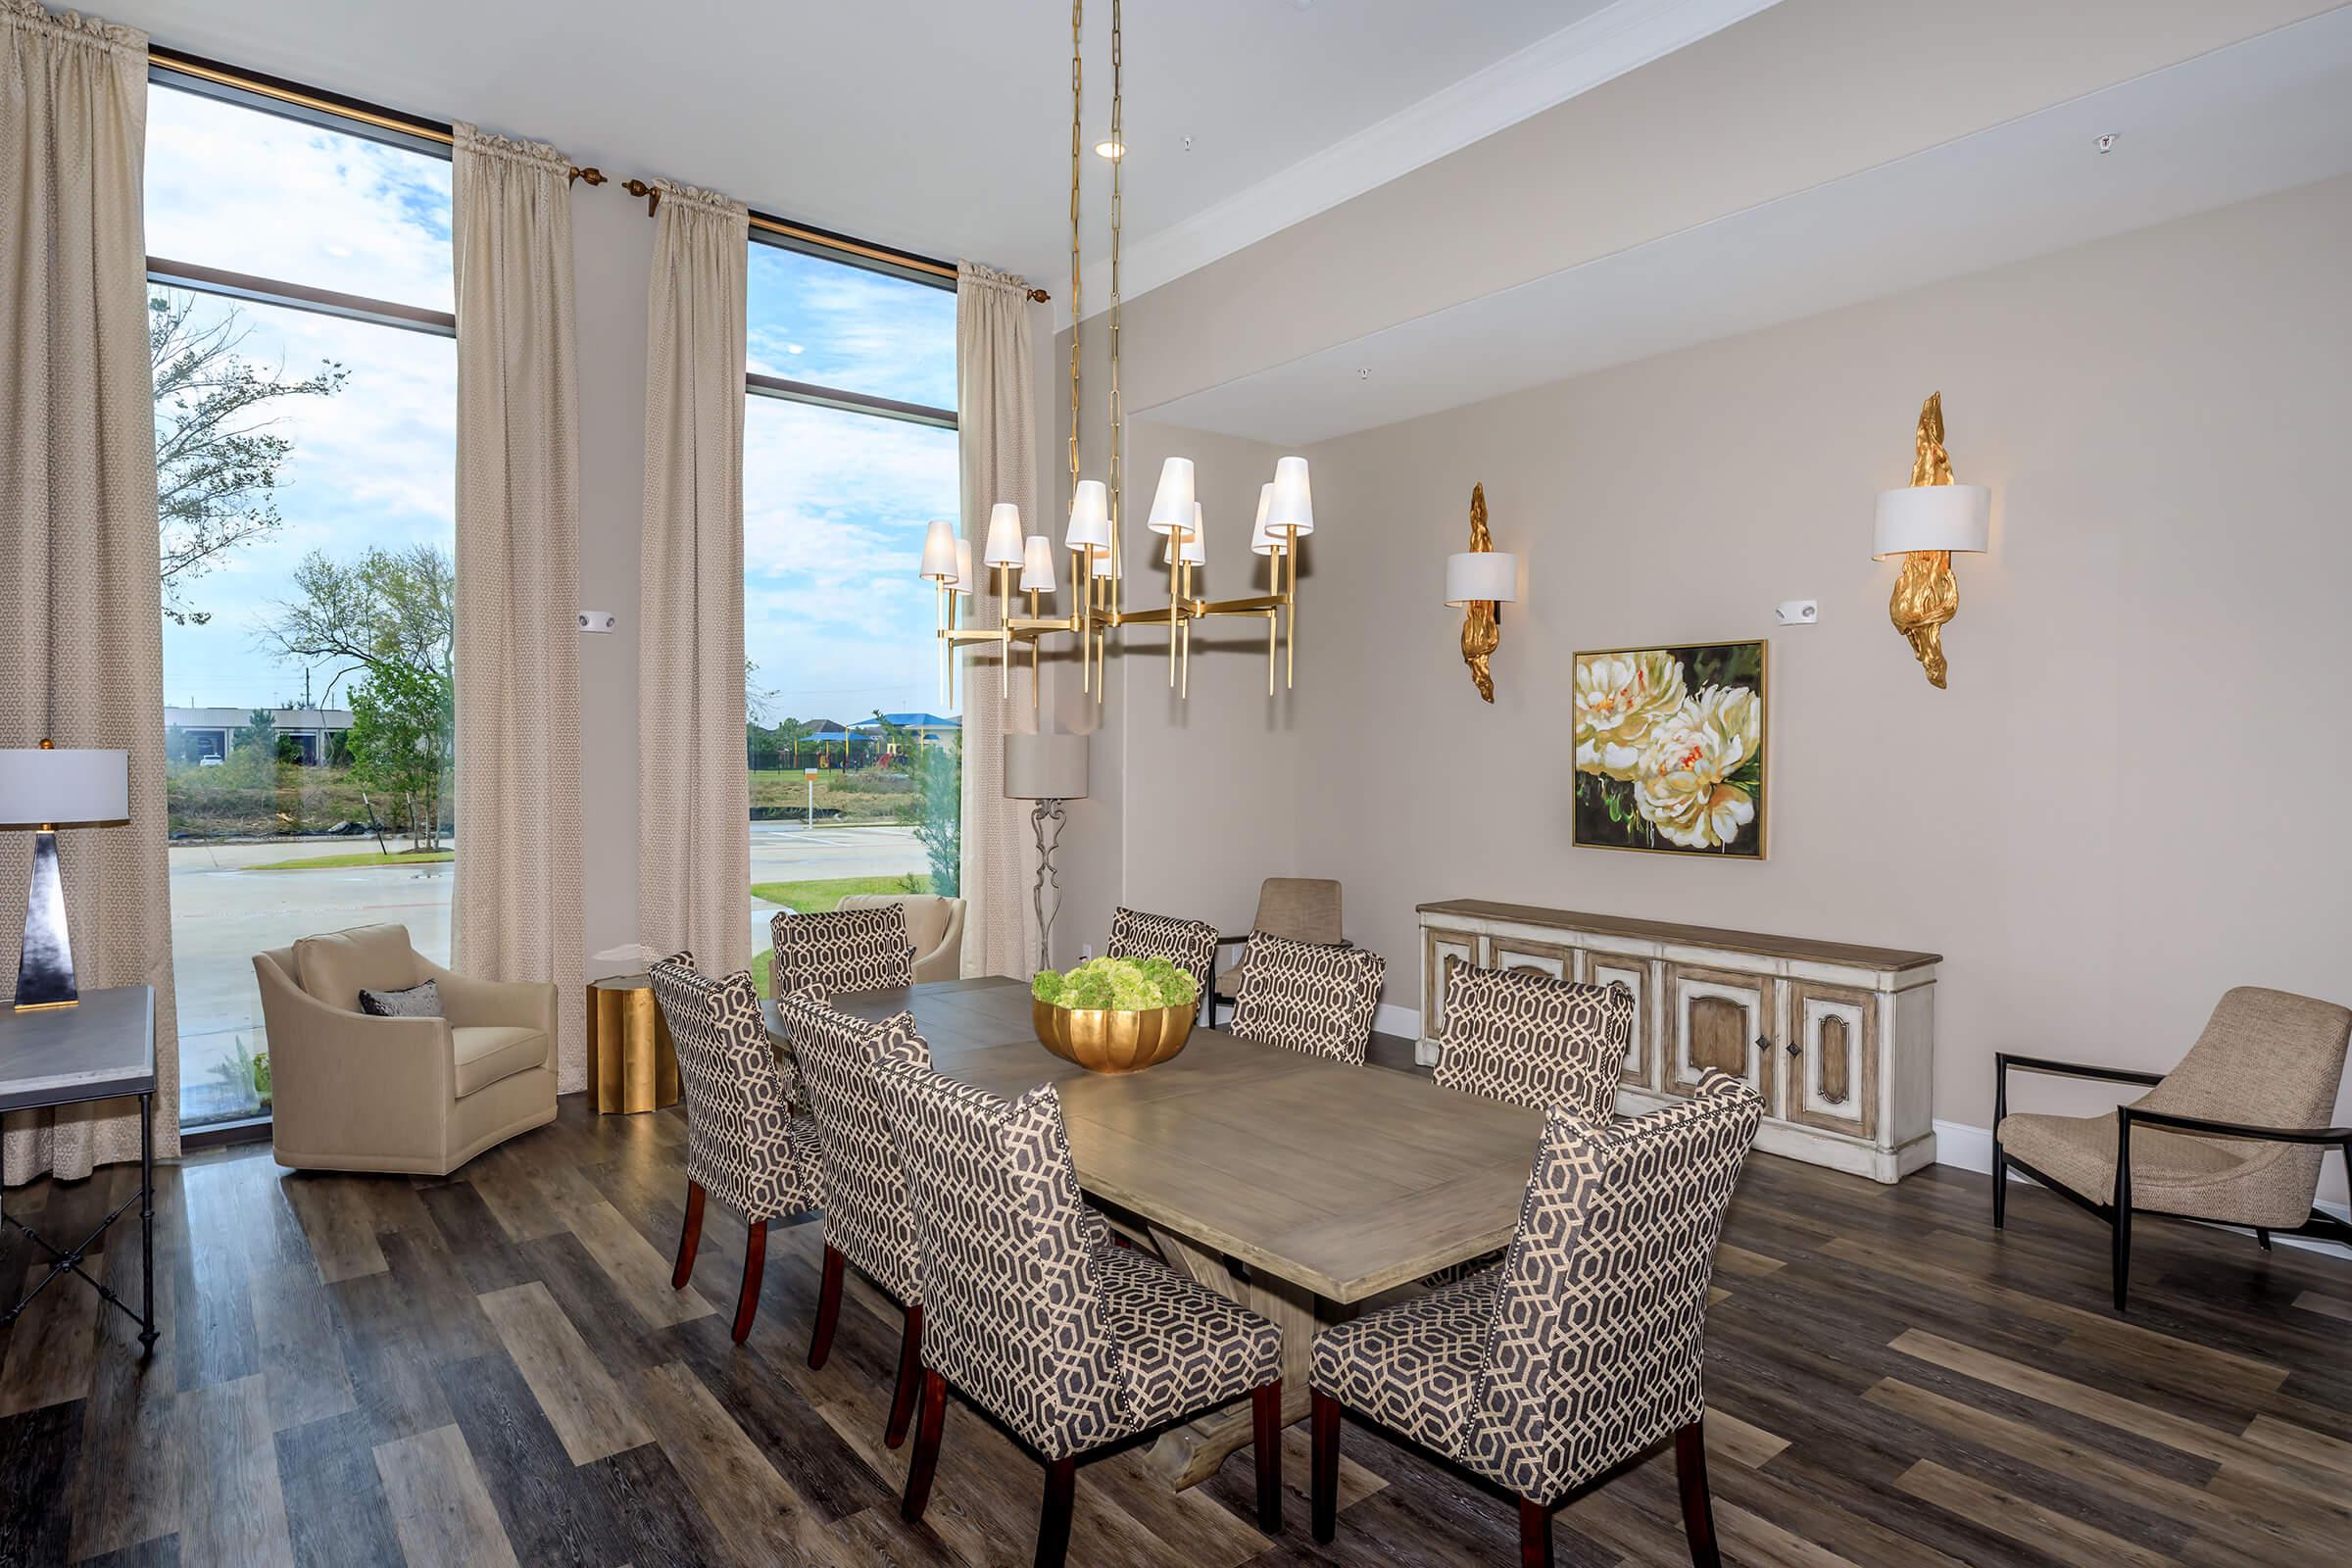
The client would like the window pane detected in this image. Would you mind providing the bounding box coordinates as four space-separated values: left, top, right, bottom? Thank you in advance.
746 243 956 409
147 82 455 313
742 397 959 982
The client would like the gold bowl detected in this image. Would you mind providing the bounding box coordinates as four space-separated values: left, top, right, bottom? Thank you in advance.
1032 998 1195 1074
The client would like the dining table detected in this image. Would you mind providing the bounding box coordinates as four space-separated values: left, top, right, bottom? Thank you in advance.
767 974 1544 1491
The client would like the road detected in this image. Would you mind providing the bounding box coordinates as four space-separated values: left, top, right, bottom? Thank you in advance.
169 823 927 1123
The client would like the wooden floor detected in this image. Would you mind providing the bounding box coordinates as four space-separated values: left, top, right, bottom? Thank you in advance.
2 1089 2349 1568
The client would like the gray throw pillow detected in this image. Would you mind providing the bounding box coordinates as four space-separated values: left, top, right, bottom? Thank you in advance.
358 979 442 1018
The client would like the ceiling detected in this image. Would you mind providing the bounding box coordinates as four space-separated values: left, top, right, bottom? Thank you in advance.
1147 4 2352 444
99 0 1747 293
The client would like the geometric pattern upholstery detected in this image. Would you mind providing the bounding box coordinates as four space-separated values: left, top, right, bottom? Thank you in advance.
768 905 915 999
1434 958 1632 1120
647 954 822 1225
1997 985 2352 1228
1311 1072 1763 1505
774 985 926 1303
871 1037 1281 1460
1106 906 1218 1001
1226 930 1385 1064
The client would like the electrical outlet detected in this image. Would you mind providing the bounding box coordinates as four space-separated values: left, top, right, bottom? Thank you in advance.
1774 599 1819 626
578 611 617 633
1078 943 1094 960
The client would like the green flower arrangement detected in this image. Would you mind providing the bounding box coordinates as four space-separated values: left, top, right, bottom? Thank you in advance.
1031 956 1197 1011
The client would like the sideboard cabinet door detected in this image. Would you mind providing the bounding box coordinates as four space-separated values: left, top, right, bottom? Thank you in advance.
1787 981 1877 1141
1665 963 1774 1106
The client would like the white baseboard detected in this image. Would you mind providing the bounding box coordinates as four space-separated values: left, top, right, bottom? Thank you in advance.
1934 1117 2350 1256
1375 1002 1421 1041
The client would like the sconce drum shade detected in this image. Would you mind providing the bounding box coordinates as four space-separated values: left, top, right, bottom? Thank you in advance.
0 748 129 828
1266 455 1314 539
919 519 959 581
1873 484 1989 559
1020 535 1058 593
1065 479 1111 551
1003 731 1089 800
1445 552 1518 607
952 538 977 594
1145 457 1196 535
983 503 1026 567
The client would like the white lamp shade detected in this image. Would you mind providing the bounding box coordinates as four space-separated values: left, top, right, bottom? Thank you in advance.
1145 457 1196 535
1162 522 1205 566
0 748 129 827
1446 552 1518 606
982 503 1025 567
1873 484 1989 559
1249 483 1279 555
1266 455 1314 539
1003 731 1089 800
1064 479 1111 551
918 518 958 581
952 538 977 594
1020 534 1058 593
1091 545 1121 579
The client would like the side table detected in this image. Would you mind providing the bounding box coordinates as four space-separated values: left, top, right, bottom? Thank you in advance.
586 974 680 1114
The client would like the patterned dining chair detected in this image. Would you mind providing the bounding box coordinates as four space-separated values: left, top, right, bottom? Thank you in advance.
1309 1074 1765 1568
768 905 915 998
1434 957 1633 1119
647 954 822 1344
1105 906 1219 1013
1227 929 1385 1063
774 984 930 1447
872 1039 1288 1567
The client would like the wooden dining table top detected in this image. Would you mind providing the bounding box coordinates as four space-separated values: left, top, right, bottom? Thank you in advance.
767 975 1544 1304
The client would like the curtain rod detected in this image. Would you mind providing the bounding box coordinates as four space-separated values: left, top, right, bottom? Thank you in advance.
145 46 1047 301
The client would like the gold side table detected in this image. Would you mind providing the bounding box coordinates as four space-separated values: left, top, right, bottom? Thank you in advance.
586 973 680 1114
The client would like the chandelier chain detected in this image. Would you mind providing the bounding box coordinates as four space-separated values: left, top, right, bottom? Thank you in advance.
1107 0 1124 612
1067 0 1081 514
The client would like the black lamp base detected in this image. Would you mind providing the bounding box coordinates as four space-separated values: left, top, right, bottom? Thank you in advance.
15 830 77 1010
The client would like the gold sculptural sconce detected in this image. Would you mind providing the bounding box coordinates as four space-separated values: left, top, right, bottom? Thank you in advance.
1446 483 1518 703
1873 393 1990 688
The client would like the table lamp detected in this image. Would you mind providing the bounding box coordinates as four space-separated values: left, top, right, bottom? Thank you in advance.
1002 732 1089 973
2 741 129 1010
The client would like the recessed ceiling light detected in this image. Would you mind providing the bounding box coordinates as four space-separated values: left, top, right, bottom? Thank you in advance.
1095 139 1125 160
2095 132 2119 154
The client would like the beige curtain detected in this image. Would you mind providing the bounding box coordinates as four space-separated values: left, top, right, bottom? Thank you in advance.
450 125 586 1089
0 0 179 1181
638 181 752 974
955 263 1042 980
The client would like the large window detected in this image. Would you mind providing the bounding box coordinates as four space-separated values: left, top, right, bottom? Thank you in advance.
147 76 457 1129
742 241 960 986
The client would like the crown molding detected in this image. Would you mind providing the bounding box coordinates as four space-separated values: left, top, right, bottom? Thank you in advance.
1063 0 1783 327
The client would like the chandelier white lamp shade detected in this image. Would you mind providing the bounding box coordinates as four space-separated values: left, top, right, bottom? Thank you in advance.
1021 535 1058 594
1872 483 1990 558
919 518 959 581
1092 543 1121 578
983 503 1027 568
1064 479 1111 552
1161 505 1206 565
1266 455 1314 539
952 538 976 595
1250 483 1279 556
1145 457 1196 535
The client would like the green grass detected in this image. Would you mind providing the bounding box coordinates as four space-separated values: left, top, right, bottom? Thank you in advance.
748 873 931 995
243 848 453 871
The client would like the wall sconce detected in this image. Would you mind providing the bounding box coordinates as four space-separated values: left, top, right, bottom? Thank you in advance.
1873 392 1989 689
1445 482 1518 703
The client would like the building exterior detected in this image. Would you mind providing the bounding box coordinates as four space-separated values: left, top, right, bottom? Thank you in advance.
166 706 354 765
858 712 959 754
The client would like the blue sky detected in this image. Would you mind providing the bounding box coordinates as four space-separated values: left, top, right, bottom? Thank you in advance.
148 83 959 724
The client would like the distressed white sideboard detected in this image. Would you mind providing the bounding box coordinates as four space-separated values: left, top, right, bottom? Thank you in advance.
1416 900 1940 1183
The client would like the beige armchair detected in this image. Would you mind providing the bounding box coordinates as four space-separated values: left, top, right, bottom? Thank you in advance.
1208 877 1345 1027
255 923 558 1176
838 894 966 983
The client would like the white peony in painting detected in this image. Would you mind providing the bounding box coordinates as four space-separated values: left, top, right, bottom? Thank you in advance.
1573 641 1767 858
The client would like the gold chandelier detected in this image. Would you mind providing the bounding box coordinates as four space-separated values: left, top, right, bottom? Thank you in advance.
916 0 1314 710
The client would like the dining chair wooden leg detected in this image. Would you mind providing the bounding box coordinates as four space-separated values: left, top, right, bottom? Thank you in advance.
901 1369 948 1524
1309 1389 1341 1544
883 1304 924 1448
1036 1455 1078 1568
671 1180 705 1289
1251 1379 1283 1534
732 1220 767 1345
1675 1419 1722 1568
1517 1496 1554 1568
808 1244 845 1369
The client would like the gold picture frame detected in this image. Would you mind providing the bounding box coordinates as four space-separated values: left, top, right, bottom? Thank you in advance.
1572 639 1769 860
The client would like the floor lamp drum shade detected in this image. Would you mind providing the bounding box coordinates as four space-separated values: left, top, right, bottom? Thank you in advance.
1872 483 1990 558
1003 732 1089 802
4 747 129 1010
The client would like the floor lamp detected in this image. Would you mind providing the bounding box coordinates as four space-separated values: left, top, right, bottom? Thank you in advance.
1003 732 1088 973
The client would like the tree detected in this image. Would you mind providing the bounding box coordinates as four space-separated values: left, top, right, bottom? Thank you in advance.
152 291 348 626
234 708 277 757
746 660 778 726
261 543 454 698
348 662 453 850
872 713 958 896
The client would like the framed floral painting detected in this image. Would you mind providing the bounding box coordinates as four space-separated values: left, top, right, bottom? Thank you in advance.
1573 640 1768 858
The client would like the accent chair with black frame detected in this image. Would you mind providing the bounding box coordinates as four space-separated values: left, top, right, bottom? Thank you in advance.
767 904 915 998
1105 906 1219 1018
1309 1074 1765 1568
1226 929 1385 1064
872 1036 1287 1568
774 983 931 1447
647 954 823 1344
1207 875 1344 1027
1993 985 2352 1311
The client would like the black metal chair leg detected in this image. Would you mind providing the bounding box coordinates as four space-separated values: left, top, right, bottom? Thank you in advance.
2111 1122 2134 1313
2255 1227 2272 1251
